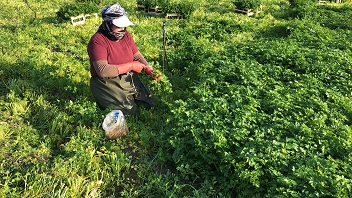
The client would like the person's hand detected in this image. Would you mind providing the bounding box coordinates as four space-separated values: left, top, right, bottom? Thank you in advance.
144 65 162 81
131 62 144 73
117 61 144 74
153 75 162 81
144 65 154 76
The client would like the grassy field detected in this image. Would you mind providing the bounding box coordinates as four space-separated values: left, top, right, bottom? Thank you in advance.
1 0 352 197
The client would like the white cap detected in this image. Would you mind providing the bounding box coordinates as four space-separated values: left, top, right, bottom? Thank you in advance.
112 15 134 27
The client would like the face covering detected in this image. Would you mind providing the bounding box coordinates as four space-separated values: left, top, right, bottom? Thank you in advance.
110 28 126 40
98 21 126 41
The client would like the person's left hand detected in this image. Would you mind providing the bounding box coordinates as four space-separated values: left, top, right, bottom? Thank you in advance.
144 65 162 81
144 65 154 76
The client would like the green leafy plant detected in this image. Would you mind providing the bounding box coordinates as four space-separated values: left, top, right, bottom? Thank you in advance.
76 0 102 3
2 0 352 197
137 0 165 9
161 1 195 18
233 0 261 10
56 2 100 21
288 0 316 7
152 69 163 79
136 0 147 6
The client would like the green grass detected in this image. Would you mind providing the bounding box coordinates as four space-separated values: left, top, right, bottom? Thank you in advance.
1 0 352 197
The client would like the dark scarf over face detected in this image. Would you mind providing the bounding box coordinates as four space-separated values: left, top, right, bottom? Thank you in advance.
98 21 126 41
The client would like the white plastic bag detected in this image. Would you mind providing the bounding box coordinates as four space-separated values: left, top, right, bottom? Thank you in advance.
102 110 129 139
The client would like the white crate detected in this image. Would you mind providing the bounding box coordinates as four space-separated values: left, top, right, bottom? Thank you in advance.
70 13 98 26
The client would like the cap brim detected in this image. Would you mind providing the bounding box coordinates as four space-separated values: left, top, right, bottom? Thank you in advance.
112 15 134 27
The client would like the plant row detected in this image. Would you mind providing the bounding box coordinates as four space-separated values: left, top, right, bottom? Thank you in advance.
56 0 196 21
137 0 195 18
153 3 352 197
233 0 262 10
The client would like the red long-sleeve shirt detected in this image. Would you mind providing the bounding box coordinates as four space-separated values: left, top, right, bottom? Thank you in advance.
87 31 138 77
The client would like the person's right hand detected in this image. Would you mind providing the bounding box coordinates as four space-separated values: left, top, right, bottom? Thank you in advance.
131 61 144 73
117 61 144 74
